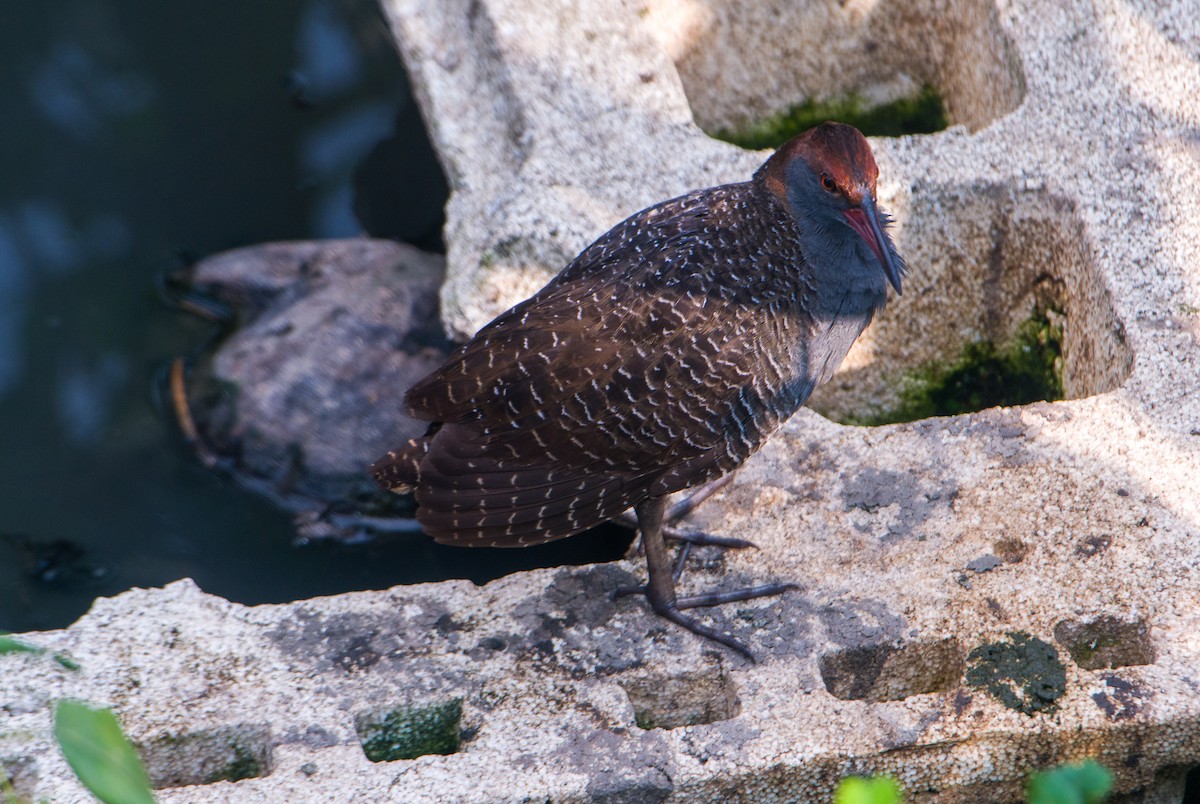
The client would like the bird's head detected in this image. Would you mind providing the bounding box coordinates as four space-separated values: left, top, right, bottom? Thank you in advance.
760 122 906 295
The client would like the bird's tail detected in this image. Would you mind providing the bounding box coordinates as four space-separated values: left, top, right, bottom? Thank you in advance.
369 437 430 492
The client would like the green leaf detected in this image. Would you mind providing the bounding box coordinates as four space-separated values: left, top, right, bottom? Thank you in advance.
0 635 45 657
52 653 81 671
54 700 156 804
1027 760 1113 804
835 775 904 804
2 771 21 804
0 635 80 670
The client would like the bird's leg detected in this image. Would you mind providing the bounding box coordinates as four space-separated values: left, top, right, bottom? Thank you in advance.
610 499 695 600
612 473 755 600
633 497 793 663
616 474 757 551
661 473 763 548
672 540 692 583
663 474 735 522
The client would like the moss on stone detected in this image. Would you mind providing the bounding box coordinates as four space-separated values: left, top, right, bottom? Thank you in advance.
965 631 1066 715
711 85 948 151
0 763 29 804
357 699 463 762
138 727 269 788
845 310 1064 426
203 738 263 785
634 711 658 730
1066 634 1114 668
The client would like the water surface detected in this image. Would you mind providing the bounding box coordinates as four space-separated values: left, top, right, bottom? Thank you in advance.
0 0 626 633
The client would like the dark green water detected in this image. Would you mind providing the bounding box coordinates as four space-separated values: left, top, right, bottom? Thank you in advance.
0 0 626 633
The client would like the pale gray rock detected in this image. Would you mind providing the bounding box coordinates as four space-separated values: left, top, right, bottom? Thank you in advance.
186 239 450 505
383 0 755 339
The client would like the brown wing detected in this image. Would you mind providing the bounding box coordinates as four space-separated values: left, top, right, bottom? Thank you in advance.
404 188 724 427
405 299 623 428
405 286 723 546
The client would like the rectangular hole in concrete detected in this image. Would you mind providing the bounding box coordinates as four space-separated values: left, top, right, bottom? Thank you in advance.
137 723 271 789
809 184 1133 425
618 665 740 730
355 698 463 762
650 0 1024 137
820 636 964 701
1053 615 1155 670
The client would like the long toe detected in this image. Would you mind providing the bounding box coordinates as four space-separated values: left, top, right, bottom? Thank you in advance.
653 602 757 663
672 540 693 582
663 525 757 550
675 582 799 610
611 583 647 600
663 475 735 524
634 495 763 662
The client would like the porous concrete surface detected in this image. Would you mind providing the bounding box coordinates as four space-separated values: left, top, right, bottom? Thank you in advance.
4 0 1200 801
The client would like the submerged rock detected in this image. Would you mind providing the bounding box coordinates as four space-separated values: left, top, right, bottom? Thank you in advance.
183 239 451 530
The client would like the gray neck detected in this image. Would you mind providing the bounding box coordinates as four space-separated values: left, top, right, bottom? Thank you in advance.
778 165 887 322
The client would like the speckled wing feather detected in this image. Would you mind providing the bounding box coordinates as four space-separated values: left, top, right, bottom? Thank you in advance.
377 182 838 548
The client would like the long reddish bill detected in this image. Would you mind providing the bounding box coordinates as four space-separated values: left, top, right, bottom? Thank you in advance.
843 199 903 295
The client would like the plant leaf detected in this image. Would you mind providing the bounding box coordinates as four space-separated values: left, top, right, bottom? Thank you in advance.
835 775 904 804
1028 760 1113 804
0 636 79 670
54 700 156 804
0 636 45 657
52 652 81 671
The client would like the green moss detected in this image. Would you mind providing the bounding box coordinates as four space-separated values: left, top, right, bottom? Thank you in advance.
1066 635 1112 668
711 85 948 150
357 699 463 762
634 712 657 730
139 727 268 788
1 767 25 804
633 710 711 730
479 235 523 270
845 310 1064 426
204 738 263 785
965 631 1066 715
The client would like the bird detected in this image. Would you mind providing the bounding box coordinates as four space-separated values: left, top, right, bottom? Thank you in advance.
371 122 906 661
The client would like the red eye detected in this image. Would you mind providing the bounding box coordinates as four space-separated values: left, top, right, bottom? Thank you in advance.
821 174 837 193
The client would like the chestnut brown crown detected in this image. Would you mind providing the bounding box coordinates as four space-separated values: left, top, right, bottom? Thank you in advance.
761 121 880 206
